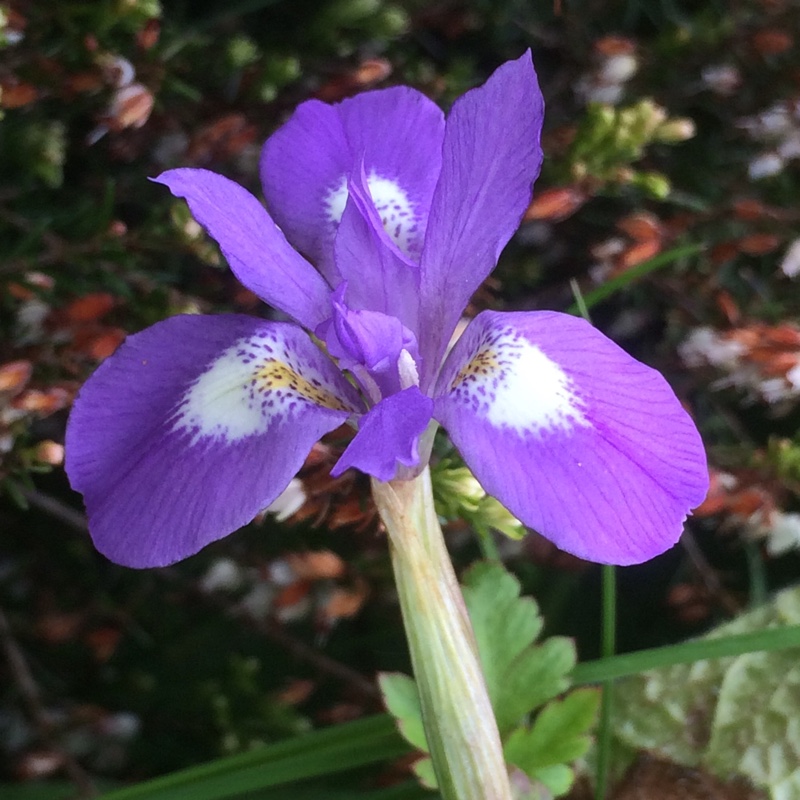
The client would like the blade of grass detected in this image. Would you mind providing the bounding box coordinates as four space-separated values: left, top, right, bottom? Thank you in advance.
97 715 407 800
567 242 704 314
573 624 800 685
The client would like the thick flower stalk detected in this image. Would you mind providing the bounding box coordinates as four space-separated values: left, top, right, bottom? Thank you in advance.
372 468 509 799
65 51 708 798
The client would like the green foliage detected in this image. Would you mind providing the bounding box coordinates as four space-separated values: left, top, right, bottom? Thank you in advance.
378 673 427 752
610 586 800 798
381 562 596 796
504 689 601 795
561 100 693 198
765 435 800 486
95 715 410 800
431 457 525 542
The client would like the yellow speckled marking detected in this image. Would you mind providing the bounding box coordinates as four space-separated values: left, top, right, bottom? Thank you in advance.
451 348 501 389
258 360 350 411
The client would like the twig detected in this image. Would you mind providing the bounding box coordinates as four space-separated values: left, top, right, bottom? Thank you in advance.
239 609 380 701
0 607 97 798
15 482 380 701
12 483 90 534
680 530 741 616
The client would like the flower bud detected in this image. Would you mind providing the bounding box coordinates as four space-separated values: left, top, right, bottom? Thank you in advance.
655 117 696 142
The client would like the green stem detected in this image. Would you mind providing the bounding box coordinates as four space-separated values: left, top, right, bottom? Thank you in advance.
594 564 617 800
372 468 512 800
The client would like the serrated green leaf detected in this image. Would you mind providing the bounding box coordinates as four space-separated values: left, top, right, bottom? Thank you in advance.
379 673 428 752
529 764 574 796
504 688 601 786
493 637 576 734
461 563 553 728
411 757 438 789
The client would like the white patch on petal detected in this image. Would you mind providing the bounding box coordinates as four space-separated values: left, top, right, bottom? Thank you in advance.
366 173 419 256
322 172 420 257
450 328 589 435
172 332 351 445
323 176 349 226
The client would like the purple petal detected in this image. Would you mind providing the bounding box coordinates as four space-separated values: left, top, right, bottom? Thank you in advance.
318 285 420 400
154 169 330 330
418 51 544 390
260 87 445 280
66 315 361 568
433 311 708 565
334 169 420 331
331 387 434 481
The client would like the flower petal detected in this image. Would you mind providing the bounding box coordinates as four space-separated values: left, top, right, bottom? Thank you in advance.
66 315 361 567
154 169 330 330
433 311 708 565
334 169 420 331
418 51 544 390
260 87 445 280
331 387 434 481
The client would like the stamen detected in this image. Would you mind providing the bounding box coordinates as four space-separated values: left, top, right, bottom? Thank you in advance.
398 348 420 390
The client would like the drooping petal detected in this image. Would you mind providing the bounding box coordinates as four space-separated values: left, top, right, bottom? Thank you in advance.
260 87 445 280
334 168 420 331
154 169 330 330
418 51 544 390
66 315 362 568
433 311 708 565
331 387 434 481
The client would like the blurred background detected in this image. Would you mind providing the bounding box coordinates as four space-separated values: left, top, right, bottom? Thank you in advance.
1 0 800 797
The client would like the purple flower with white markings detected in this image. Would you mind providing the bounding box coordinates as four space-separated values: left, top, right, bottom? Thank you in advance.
65 52 708 569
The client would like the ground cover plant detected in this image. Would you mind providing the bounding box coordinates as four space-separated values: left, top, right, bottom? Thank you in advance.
2 0 800 798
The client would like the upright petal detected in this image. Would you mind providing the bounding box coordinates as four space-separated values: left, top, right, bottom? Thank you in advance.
155 169 330 330
418 51 544 390
332 387 434 481
433 311 708 565
260 87 445 280
66 315 362 568
334 168 420 331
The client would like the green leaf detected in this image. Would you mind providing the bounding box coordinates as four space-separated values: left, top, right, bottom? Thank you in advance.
493 637 575 734
411 757 439 790
379 672 428 752
379 562 590 796
97 715 408 800
462 562 576 736
0 784 89 800
609 584 800 797
527 764 573 796
504 688 601 793
573 623 800 684
706 649 800 794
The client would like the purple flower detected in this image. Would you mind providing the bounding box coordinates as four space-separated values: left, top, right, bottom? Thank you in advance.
65 52 708 568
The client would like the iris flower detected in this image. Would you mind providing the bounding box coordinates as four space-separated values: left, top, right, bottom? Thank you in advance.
65 52 707 569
